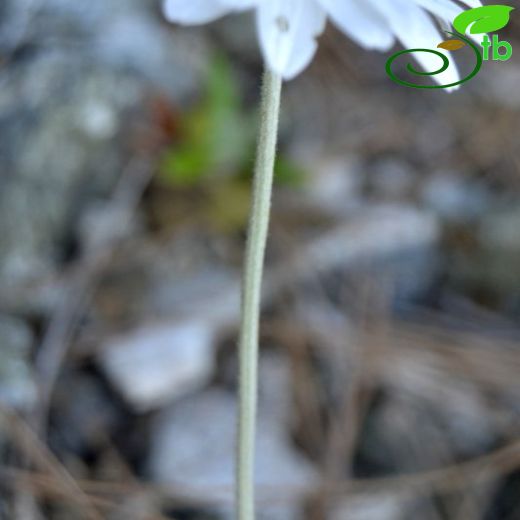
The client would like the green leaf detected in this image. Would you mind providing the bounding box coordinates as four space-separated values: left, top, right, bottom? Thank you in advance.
161 145 210 185
453 5 514 35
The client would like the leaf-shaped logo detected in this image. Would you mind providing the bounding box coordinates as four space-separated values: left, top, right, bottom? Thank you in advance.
437 39 467 51
453 5 514 35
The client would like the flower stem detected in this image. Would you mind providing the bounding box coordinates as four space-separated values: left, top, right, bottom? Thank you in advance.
236 67 282 520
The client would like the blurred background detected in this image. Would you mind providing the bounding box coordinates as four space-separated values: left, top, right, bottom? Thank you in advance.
1 1 520 519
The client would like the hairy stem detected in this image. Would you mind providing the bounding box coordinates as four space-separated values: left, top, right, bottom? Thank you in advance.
236 67 282 520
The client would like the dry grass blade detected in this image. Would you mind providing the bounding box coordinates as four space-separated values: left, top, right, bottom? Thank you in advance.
0 406 103 520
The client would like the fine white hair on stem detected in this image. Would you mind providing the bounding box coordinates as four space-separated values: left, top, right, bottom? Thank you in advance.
236 67 282 520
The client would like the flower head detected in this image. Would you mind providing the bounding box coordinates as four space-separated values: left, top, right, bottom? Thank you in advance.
164 0 483 83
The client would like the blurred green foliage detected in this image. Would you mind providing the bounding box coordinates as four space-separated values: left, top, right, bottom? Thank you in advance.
158 53 306 231
160 53 254 185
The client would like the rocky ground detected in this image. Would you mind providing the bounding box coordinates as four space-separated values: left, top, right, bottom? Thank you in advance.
1 1 520 519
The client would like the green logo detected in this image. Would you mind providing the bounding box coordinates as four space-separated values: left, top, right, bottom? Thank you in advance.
386 5 514 89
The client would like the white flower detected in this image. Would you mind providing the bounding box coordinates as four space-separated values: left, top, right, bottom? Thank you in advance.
163 0 483 83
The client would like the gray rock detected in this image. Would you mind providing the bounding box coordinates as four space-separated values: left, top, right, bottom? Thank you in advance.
0 0 207 293
370 159 415 201
378 356 500 462
482 65 520 109
478 206 520 290
33 0 207 97
99 320 215 412
299 152 362 214
93 206 440 414
0 0 39 54
479 206 520 253
0 51 141 286
330 493 412 520
78 199 142 255
451 205 520 294
51 373 122 454
267 204 441 308
420 172 489 222
149 355 319 519
94 231 241 326
93 206 439 337
0 315 36 410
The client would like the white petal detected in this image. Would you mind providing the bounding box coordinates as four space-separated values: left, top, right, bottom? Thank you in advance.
163 0 229 25
370 0 460 89
317 0 395 51
256 0 326 80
